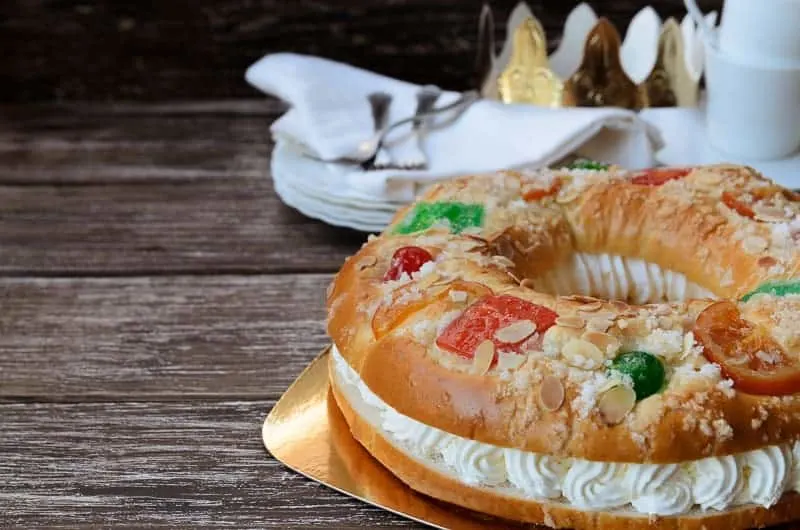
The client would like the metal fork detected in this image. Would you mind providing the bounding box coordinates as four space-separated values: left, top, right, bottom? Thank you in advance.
379 86 442 170
304 90 479 166
361 92 393 170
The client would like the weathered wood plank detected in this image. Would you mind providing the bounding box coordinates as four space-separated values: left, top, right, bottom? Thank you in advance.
1 0 723 102
0 275 341 398
0 400 420 528
0 179 364 275
0 102 283 183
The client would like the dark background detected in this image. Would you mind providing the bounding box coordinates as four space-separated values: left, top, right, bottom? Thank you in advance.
2 0 722 102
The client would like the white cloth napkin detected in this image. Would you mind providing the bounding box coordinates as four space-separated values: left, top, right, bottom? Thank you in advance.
246 53 662 203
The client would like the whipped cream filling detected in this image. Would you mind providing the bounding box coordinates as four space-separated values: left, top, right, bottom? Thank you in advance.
332 346 800 516
530 253 716 303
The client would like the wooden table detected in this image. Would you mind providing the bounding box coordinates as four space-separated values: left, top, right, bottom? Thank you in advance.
0 100 421 528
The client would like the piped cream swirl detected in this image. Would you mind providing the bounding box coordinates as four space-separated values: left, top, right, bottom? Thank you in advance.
692 455 743 511
625 464 693 515
739 446 792 508
504 449 562 499
441 439 506 486
562 461 628 509
332 345 800 516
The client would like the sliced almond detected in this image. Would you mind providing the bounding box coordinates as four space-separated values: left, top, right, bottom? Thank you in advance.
598 385 636 425
520 278 537 289
449 290 468 303
556 187 581 204
651 305 672 316
693 170 722 185
472 340 495 375
556 316 586 329
586 316 614 333
357 255 378 270
562 338 605 368
582 331 620 356
540 375 565 411
497 352 526 371
742 235 768 254
616 318 629 329
416 272 442 290
491 255 516 269
506 270 523 284
753 204 790 223
495 320 536 343
657 316 674 329
563 295 599 304
758 256 778 268
612 300 630 312
579 301 604 312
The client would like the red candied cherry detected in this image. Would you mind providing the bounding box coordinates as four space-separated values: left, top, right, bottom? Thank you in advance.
383 246 434 281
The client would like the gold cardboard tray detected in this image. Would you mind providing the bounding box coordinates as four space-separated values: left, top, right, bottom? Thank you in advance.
263 347 536 529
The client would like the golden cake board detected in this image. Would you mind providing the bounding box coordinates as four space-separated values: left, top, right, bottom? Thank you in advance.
262 346 538 529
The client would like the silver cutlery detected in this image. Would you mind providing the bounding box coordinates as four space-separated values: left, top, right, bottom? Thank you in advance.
361 92 393 170
308 90 479 166
387 85 442 170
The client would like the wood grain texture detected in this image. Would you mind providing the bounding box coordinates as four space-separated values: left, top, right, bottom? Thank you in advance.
0 275 336 398
0 100 283 183
0 179 363 275
0 400 422 528
2 0 723 102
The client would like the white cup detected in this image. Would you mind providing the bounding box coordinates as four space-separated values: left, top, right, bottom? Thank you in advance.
704 42 800 160
685 0 800 64
718 0 800 64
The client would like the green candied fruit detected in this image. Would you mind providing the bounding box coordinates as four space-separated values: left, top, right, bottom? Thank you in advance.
565 159 609 171
741 280 800 302
394 201 484 235
610 351 665 401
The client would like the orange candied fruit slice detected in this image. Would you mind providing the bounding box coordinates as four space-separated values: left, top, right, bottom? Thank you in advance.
694 300 798 395
523 178 563 202
630 168 690 186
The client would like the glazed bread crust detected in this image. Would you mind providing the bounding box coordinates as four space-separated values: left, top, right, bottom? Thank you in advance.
327 165 799 464
330 373 800 530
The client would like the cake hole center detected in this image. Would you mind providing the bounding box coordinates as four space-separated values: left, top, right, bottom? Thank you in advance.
524 253 717 304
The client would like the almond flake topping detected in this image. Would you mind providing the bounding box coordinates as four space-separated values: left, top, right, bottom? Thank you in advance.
449 290 468 303
495 320 536 343
754 204 791 223
579 301 604 312
497 352 526 371
742 235 768 254
583 331 621 355
357 255 378 270
562 338 605 368
472 340 495 375
586 315 614 333
598 385 636 425
555 316 585 329
540 375 565 411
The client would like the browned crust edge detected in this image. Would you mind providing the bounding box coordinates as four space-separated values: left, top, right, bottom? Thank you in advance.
330 370 800 530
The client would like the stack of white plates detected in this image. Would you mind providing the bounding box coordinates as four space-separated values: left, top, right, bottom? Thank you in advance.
271 141 404 232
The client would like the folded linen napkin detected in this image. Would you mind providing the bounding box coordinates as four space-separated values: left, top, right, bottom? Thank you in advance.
246 53 662 203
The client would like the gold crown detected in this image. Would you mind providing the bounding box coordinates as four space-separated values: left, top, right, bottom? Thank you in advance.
479 2 710 109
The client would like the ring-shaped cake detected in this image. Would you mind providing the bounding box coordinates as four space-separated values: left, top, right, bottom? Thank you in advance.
326 163 800 529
